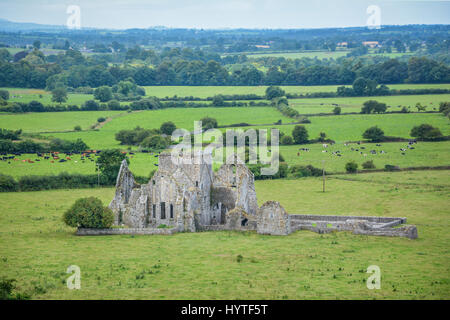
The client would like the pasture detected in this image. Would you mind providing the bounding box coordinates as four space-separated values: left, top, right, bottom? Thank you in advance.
143 85 450 99
290 94 450 114
0 111 124 133
0 170 448 299
227 113 450 142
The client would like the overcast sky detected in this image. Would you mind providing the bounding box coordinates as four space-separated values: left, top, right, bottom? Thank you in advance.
0 0 449 29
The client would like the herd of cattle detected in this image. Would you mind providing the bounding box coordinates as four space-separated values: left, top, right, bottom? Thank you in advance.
297 140 418 158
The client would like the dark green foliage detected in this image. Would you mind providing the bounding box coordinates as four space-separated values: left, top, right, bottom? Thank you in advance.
0 174 19 192
115 127 161 145
385 164 400 171
74 125 82 131
0 128 21 140
280 135 294 145
249 162 288 180
97 117 106 123
141 135 170 150
333 106 341 115
97 149 128 183
201 117 218 130
94 86 113 102
160 121 176 135
289 165 323 178
361 100 388 114
363 126 385 142
63 197 114 229
51 87 67 104
410 124 443 141
362 160 376 169
265 86 286 100
292 125 309 144
345 161 358 173
0 89 9 100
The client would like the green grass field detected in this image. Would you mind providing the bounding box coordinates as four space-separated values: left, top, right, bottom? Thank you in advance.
0 170 448 299
2 141 448 179
0 111 125 133
291 94 450 114
227 113 450 142
143 85 450 99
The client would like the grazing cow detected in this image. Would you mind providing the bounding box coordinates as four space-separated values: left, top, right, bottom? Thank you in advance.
323 144 328 148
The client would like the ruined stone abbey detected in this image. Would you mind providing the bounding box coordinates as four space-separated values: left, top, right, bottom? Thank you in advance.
83 151 418 239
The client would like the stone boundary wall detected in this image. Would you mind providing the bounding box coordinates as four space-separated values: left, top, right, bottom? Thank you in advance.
290 214 407 224
76 227 179 236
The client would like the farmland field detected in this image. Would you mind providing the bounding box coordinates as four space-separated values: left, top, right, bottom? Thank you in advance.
290 94 450 114
0 170 448 299
0 111 125 133
226 113 450 142
143 85 450 99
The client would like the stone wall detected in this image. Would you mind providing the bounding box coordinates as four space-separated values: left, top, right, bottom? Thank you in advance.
76 227 179 236
257 201 291 236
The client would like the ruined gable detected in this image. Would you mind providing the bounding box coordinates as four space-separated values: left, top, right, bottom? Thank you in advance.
257 201 291 236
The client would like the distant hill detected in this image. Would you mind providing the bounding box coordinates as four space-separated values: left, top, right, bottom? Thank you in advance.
0 18 69 32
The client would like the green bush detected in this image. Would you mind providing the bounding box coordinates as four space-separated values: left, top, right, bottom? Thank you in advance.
0 174 19 192
74 125 82 131
63 197 114 229
345 161 358 173
280 135 294 145
292 125 309 144
97 117 106 123
362 160 376 169
410 124 443 141
385 164 400 171
363 126 385 142
289 165 323 178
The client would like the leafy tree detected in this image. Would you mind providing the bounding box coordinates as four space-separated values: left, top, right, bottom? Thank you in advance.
94 86 113 102
63 197 114 228
345 161 358 173
318 132 327 142
280 135 294 145
51 87 67 104
141 135 169 150
362 160 376 169
333 106 341 115
201 117 218 130
0 89 9 100
74 125 81 131
160 121 176 135
363 126 385 142
361 100 387 114
292 125 309 144
410 124 443 141
212 95 225 106
265 86 285 100
97 149 128 183
33 40 41 49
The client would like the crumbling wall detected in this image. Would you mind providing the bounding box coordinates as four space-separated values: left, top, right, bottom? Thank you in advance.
257 201 291 236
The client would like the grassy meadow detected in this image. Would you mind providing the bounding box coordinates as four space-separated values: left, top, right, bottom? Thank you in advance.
0 170 448 299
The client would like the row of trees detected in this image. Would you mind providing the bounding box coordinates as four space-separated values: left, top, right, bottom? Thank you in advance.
1 47 449 89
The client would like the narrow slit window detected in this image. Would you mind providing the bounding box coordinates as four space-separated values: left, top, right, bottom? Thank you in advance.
160 202 166 219
170 204 174 218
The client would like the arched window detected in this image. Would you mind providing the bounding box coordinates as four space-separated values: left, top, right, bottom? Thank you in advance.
160 202 166 219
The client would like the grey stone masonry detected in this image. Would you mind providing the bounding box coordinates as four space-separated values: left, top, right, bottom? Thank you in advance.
76 227 178 236
79 151 420 239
